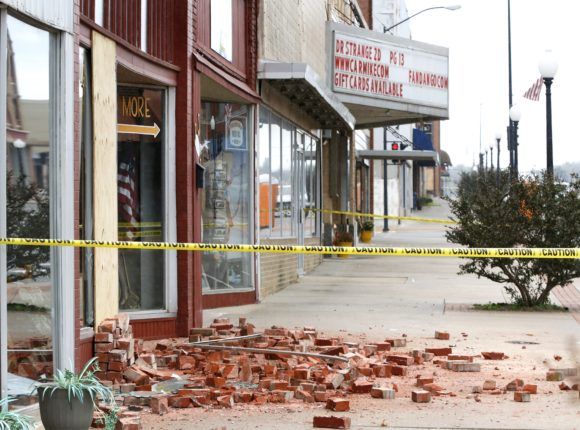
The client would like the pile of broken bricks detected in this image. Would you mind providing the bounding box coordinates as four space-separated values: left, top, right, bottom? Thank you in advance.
89 318 579 430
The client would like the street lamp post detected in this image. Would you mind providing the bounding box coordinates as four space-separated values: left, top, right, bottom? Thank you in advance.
538 49 558 176
509 105 522 176
489 144 494 171
495 130 501 183
382 5 461 33
382 127 389 232
485 149 488 170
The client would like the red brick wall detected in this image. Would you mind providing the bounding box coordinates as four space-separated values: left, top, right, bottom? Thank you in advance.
357 0 372 27
175 0 201 333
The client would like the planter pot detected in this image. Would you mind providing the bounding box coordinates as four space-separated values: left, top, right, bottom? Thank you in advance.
38 386 95 430
360 230 373 243
337 241 352 259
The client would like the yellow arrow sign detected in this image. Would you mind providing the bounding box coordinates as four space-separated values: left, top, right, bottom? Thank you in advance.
117 123 160 138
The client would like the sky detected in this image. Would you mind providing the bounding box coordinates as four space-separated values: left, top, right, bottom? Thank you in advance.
405 0 579 172
8 16 49 100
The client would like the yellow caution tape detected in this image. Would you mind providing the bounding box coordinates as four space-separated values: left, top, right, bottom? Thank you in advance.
309 208 457 224
0 238 578 259
118 221 162 228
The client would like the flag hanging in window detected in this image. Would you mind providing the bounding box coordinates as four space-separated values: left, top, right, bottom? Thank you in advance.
118 148 140 240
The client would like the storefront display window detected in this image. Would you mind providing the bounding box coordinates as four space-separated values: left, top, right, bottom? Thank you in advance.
5 15 53 405
258 107 320 239
200 102 253 292
117 86 166 310
79 47 94 327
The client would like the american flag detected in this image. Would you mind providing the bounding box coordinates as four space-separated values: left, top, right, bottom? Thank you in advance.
523 77 543 101
118 152 139 240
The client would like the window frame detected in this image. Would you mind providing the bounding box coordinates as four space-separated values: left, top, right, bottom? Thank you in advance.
258 106 321 240
0 8 75 399
199 101 256 295
115 82 177 318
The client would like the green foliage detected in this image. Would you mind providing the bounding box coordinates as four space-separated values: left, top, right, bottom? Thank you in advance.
446 169 580 307
38 358 115 407
361 220 374 231
95 404 119 430
0 397 34 430
6 172 50 276
7 303 49 313
334 224 353 244
473 302 567 312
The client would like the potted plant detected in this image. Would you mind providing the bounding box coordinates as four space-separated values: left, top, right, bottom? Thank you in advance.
360 220 374 243
37 358 115 430
334 227 353 259
0 397 34 429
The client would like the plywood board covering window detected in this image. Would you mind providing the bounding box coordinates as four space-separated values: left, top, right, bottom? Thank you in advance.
91 32 119 325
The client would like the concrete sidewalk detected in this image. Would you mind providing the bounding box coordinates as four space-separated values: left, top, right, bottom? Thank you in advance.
206 199 579 346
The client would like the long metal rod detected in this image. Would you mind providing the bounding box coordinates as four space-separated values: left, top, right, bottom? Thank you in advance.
192 333 264 344
507 0 515 174
192 344 350 363
544 78 554 176
383 6 446 33
383 128 388 231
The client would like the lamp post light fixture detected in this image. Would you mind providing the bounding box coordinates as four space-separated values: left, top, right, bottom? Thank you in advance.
382 5 461 33
494 130 501 170
13 138 27 177
509 104 522 176
538 49 558 176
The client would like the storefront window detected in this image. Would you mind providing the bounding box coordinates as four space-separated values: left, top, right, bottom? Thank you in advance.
281 121 293 236
5 15 53 405
258 107 320 239
117 86 165 310
200 102 253 292
304 135 318 237
79 47 94 327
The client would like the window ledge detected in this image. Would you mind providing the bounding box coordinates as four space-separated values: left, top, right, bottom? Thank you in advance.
123 311 177 320
80 327 94 340
202 288 255 296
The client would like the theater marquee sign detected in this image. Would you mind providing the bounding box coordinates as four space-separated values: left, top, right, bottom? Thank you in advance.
327 22 449 127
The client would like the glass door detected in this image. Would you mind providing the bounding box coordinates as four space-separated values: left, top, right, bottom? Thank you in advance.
295 131 305 274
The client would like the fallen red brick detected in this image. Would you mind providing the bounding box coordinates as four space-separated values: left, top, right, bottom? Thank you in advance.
425 347 452 356
150 397 168 415
313 416 351 429
387 355 414 366
481 352 505 360
351 378 373 394
371 387 395 399
434 331 450 340
168 396 191 408
326 397 349 411
514 391 531 402
411 389 431 403
416 377 434 387
506 379 524 391
522 384 537 394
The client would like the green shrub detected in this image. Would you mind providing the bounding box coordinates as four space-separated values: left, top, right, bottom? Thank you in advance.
446 170 580 307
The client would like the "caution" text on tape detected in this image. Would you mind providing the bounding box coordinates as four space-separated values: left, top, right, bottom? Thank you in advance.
0 238 578 259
